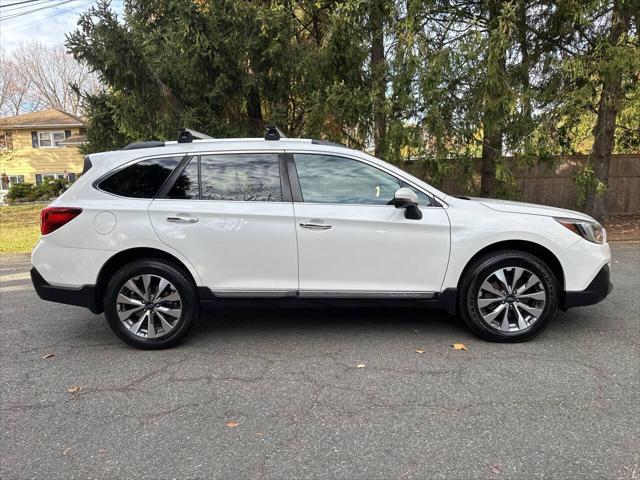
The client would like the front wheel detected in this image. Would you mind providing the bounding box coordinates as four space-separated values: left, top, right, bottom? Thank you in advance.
458 250 559 342
103 259 199 349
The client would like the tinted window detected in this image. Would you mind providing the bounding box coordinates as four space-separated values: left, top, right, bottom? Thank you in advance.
99 156 182 198
167 157 198 199
294 154 430 206
169 154 282 202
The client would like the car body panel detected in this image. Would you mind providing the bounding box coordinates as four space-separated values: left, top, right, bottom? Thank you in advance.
293 202 450 294
148 198 298 292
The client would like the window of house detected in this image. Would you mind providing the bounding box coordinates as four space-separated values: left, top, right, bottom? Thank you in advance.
35 173 78 186
0 131 13 150
0 175 25 191
167 154 282 202
37 131 66 148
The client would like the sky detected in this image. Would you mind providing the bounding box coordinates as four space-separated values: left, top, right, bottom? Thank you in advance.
0 0 123 52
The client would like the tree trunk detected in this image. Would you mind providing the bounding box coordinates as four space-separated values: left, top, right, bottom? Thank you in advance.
584 0 630 222
370 0 386 158
246 59 262 134
480 0 508 197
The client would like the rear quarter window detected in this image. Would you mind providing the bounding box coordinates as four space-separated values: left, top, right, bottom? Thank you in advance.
98 156 183 198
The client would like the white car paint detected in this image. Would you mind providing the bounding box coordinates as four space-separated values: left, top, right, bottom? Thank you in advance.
31 138 611 303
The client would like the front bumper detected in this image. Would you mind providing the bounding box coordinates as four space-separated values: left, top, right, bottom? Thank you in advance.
562 264 613 310
31 267 100 313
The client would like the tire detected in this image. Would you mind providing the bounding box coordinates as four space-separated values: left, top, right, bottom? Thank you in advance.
458 250 559 342
103 258 199 349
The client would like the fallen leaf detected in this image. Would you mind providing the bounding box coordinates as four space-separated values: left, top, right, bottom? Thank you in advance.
452 343 468 351
41 353 55 359
488 464 503 475
63 448 73 456
67 386 82 395
356 363 366 368
256 432 264 437
225 421 240 428
415 349 425 354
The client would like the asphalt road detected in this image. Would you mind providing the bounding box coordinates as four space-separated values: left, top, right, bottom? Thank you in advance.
1 245 639 480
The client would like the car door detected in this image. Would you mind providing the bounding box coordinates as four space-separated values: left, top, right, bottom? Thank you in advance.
148 152 298 296
289 152 450 296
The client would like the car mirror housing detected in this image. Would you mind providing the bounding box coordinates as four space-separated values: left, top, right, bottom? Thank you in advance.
393 187 422 220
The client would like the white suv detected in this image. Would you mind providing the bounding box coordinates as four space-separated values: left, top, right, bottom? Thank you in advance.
31 128 612 349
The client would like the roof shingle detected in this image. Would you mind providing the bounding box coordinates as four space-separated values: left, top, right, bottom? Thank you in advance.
0 109 86 129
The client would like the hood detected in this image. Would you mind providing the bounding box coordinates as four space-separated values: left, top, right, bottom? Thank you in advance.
460 196 596 222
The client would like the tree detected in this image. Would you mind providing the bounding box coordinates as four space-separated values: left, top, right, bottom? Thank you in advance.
13 42 100 116
0 43 99 117
583 0 637 221
0 48 34 116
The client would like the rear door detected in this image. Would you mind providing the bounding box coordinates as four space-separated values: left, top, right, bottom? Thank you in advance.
148 152 298 296
289 152 450 296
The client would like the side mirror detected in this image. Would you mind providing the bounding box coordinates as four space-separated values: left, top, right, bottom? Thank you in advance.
393 188 422 220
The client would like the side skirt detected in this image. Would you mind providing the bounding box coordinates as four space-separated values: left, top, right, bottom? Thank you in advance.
197 287 458 314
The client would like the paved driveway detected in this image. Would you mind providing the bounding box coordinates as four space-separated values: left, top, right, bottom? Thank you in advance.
1 245 638 479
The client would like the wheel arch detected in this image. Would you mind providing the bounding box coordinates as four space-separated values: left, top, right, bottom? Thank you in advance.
457 240 565 292
93 247 199 313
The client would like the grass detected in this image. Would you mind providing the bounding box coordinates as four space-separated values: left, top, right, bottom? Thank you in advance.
0 204 42 254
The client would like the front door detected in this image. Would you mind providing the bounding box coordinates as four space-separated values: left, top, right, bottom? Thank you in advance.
290 153 450 296
149 152 298 296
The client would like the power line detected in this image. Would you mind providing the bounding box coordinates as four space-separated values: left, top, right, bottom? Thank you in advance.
1 0 50 13
0 0 45 9
0 0 80 21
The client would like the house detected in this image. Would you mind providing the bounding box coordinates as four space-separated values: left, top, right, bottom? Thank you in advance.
0 109 87 199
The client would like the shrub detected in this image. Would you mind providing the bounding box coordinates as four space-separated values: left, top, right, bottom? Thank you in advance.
6 183 36 203
36 178 69 199
5 178 70 204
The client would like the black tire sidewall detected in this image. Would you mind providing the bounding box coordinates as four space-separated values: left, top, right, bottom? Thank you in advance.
104 259 199 349
459 251 559 342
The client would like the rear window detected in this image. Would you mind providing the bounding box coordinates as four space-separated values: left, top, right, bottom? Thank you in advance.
98 156 183 198
167 153 282 201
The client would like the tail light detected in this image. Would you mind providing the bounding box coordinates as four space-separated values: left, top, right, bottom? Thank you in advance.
40 207 83 235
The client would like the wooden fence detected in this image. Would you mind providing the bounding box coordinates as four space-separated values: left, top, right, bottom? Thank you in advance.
404 154 640 215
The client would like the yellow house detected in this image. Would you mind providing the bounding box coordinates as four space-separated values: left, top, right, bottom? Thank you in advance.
0 109 87 196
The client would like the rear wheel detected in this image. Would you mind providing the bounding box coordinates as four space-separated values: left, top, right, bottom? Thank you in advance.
103 259 199 349
458 250 559 342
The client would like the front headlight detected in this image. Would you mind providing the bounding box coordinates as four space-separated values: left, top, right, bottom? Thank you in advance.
555 218 606 244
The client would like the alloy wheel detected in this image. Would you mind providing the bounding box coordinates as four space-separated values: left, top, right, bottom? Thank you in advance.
476 266 546 332
116 274 182 339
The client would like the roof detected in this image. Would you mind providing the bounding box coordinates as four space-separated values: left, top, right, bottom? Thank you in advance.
85 137 449 204
58 134 87 146
0 109 86 129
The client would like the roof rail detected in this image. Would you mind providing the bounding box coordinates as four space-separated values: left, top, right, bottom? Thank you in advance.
177 127 214 143
265 125 286 141
311 139 346 148
122 141 165 150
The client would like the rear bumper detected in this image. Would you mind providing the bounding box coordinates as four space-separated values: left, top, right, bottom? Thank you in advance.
562 264 613 310
31 267 100 314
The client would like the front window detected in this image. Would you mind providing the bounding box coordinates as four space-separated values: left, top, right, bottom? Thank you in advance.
1 175 25 191
293 154 431 206
168 153 282 202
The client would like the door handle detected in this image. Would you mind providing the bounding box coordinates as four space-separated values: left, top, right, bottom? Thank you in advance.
299 223 332 230
167 216 199 224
